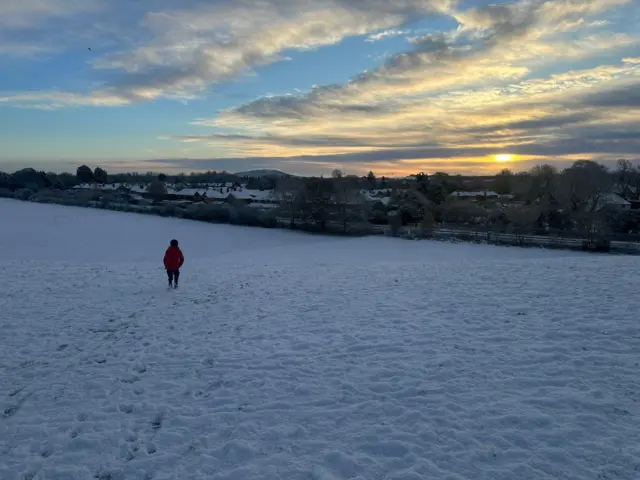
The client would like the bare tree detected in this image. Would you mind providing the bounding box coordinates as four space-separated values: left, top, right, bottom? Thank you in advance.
274 177 303 228
492 168 514 195
299 178 335 230
616 159 639 199
559 160 612 245
527 164 559 206
560 160 611 213
333 177 365 233
505 206 540 245
331 169 344 179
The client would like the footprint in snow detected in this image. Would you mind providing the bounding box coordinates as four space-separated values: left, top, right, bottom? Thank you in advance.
121 374 139 384
133 362 147 374
40 446 53 458
151 414 162 431
3 406 17 418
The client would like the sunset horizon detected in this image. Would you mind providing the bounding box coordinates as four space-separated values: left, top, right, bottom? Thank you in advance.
1 0 639 176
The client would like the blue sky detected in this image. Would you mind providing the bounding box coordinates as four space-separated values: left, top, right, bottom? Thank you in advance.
0 0 639 176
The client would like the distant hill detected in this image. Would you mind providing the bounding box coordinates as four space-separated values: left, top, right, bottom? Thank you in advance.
234 169 292 178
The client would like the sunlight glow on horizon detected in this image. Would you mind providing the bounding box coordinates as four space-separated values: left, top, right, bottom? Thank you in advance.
495 154 515 163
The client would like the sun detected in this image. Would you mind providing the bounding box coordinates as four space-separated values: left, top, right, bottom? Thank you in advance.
495 154 514 162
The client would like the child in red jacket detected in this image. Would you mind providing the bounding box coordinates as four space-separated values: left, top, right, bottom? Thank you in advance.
163 239 184 288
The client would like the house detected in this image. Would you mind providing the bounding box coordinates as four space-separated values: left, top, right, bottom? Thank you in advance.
589 193 631 212
613 184 639 200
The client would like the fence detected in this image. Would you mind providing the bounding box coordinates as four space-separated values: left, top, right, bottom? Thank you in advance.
275 217 640 254
392 225 640 254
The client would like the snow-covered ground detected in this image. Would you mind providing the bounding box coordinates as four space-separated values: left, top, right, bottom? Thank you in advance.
1 198 639 480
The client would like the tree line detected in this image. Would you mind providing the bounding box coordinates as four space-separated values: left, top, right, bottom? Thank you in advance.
2 160 639 242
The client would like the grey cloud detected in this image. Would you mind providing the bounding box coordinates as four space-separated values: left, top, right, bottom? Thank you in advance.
164 120 640 169
232 94 387 119
176 132 448 148
580 82 640 108
463 112 595 134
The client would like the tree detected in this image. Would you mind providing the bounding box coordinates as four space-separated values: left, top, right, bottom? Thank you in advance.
426 183 447 205
615 159 640 199
389 188 436 225
366 171 377 190
331 169 344 179
9 168 50 191
442 201 487 227
93 167 108 184
299 178 335 230
526 164 558 205
369 201 388 224
559 160 612 243
560 160 611 213
76 165 94 184
274 177 303 228
505 206 540 244
421 209 436 232
57 172 75 189
492 168 513 195
158 173 167 182
431 172 459 194
148 180 168 199
333 177 365 233
415 172 429 196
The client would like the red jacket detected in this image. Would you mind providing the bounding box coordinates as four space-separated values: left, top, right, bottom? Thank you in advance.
163 246 184 270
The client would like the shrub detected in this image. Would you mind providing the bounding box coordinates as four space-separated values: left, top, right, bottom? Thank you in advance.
183 204 231 223
15 188 34 201
388 211 403 236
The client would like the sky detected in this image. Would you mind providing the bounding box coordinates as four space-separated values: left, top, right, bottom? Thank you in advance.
0 0 639 177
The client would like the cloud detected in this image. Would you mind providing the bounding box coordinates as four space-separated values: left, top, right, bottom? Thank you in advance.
463 113 596 134
163 0 635 175
580 81 640 108
0 0 103 29
1 0 457 107
2 0 639 175
177 55 640 173
215 0 636 131
366 28 411 42
0 91 130 109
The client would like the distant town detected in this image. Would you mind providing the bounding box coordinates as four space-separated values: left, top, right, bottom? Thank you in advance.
2 161 639 253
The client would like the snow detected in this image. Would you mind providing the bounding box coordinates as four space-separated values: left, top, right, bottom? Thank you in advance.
2 198 640 480
450 191 500 198
169 188 274 202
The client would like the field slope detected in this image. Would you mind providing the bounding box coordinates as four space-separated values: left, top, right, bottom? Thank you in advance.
1 199 639 480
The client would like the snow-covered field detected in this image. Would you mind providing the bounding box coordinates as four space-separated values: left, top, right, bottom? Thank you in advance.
1 198 639 480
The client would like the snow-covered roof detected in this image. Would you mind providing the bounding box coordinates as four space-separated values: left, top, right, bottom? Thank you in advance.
73 183 147 193
602 193 631 205
168 187 275 201
450 191 499 197
613 184 638 194
585 193 631 212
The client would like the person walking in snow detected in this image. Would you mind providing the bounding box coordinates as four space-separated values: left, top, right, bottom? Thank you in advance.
163 239 184 288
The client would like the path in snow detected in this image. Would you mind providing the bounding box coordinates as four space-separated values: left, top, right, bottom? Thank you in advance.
1 199 640 480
